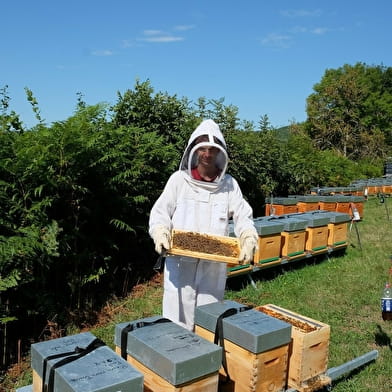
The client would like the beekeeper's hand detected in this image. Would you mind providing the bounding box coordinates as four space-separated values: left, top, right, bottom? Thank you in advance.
152 225 171 255
238 229 258 264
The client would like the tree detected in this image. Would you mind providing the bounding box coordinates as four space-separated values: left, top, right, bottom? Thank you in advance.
306 63 392 160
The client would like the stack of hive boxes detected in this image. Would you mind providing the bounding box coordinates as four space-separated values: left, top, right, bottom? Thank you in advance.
19 300 332 392
194 300 292 392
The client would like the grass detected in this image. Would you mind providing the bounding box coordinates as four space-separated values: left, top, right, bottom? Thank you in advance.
4 197 392 391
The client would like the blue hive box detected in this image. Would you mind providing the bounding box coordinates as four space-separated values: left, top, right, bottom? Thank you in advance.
114 315 222 387
31 331 143 392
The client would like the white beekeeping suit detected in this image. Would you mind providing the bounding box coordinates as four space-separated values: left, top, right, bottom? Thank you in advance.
149 119 258 331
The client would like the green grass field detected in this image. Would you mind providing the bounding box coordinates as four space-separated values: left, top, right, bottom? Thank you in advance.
5 196 392 391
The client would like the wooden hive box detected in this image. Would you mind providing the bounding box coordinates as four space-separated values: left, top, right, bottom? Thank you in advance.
168 230 240 265
256 305 331 392
114 316 222 392
269 217 307 259
287 212 329 254
323 212 351 249
348 196 365 219
253 218 284 266
335 196 351 214
318 196 336 212
382 184 392 194
295 196 320 213
265 197 298 216
31 331 143 392
194 300 292 392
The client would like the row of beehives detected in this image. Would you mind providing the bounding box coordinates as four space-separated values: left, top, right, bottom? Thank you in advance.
311 177 392 196
227 210 352 277
19 299 331 392
264 195 364 217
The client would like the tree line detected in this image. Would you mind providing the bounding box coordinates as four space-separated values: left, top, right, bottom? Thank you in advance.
0 62 391 368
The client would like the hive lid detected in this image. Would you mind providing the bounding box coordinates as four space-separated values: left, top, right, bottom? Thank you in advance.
286 212 330 227
31 332 143 392
265 197 298 205
260 216 308 231
316 210 351 223
115 316 222 386
195 300 291 354
253 219 284 235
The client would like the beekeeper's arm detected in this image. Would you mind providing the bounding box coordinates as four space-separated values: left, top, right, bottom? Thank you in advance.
149 173 179 254
228 178 258 264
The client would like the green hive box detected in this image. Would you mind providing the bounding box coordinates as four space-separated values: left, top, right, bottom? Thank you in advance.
31 331 143 392
114 316 222 386
194 300 291 354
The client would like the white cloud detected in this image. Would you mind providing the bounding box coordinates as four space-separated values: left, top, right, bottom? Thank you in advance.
261 33 292 48
173 24 195 31
91 49 113 56
281 9 322 18
138 29 184 43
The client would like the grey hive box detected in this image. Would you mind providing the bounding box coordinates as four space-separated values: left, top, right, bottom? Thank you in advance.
31 331 143 392
194 300 291 353
114 315 222 386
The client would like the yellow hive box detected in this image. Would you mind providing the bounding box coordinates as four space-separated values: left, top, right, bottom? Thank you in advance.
327 222 348 248
280 231 306 258
256 305 331 392
305 226 329 253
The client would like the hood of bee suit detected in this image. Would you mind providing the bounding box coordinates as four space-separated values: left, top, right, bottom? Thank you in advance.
179 119 229 191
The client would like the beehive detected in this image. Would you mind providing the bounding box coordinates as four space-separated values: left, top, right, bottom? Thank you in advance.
169 230 240 264
253 219 284 266
256 304 331 392
263 216 307 259
318 196 336 212
31 332 143 392
194 300 291 392
348 196 365 219
114 316 222 392
265 197 298 216
335 196 351 214
318 211 351 249
287 214 328 256
295 196 320 213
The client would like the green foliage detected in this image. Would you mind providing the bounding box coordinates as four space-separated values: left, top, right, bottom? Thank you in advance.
306 63 392 160
0 76 388 373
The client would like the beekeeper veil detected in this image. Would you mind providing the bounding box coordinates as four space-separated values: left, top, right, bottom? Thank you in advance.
179 119 228 182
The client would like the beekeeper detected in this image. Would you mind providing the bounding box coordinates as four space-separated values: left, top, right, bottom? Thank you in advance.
149 119 258 331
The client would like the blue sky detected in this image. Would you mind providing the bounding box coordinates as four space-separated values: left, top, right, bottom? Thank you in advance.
2 0 391 129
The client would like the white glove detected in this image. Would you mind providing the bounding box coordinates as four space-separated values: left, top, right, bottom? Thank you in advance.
151 225 171 255
238 229 258 264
